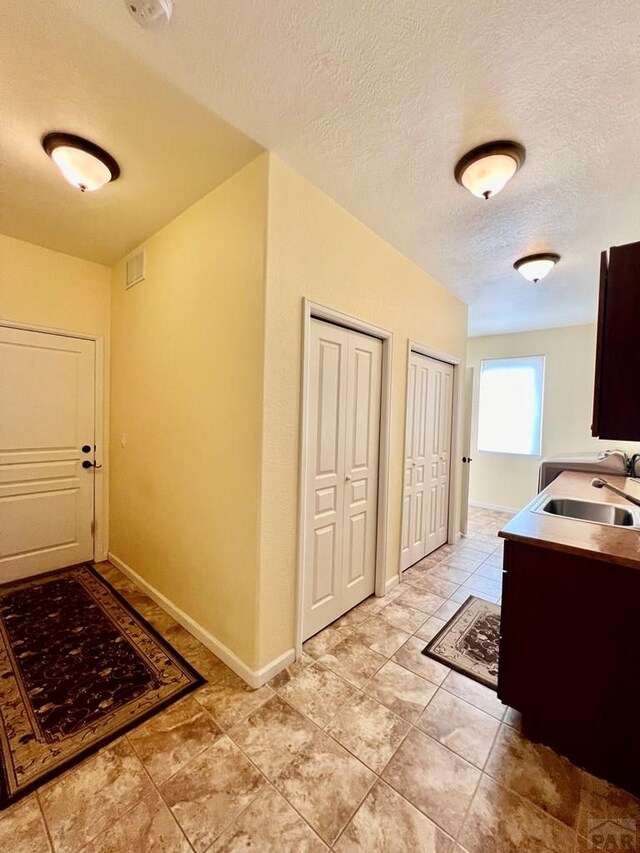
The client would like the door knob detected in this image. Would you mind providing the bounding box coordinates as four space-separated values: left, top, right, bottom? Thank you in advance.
82 460 103 469
345 475 352 482
82 444 92 453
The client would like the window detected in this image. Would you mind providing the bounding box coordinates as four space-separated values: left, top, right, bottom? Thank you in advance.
477 356 545 456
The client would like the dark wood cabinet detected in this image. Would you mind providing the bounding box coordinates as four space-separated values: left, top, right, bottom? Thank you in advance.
498 538 640 796
592 240 640 440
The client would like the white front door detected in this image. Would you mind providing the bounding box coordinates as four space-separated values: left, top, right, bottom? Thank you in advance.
303 319 382 639
0 326 96 582
401 352 454 570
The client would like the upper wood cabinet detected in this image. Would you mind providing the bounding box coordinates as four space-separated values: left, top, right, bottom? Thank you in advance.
592 241 640 440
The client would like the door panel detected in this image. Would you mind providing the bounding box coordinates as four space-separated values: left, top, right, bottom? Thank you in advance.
304 323 347 636
401 357 431 569
411 364 429 559
316 341 342 475
342 330 381 611
346 512 366 585
400 363 416 563
0 327 96 581
424 358 454 555
304 320 381 640
401 352 454 570
313 524 337 604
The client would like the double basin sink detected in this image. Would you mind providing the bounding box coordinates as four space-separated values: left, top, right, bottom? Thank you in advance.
532 496 640 529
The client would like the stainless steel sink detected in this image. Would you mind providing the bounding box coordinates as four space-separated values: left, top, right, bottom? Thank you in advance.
532 496 640 528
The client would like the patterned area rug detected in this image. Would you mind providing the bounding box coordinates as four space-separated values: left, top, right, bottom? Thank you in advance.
0 565 204 808
423 596 500 690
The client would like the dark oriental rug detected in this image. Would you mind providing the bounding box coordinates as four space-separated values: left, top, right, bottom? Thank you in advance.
423 596 500 690
0 565 204 808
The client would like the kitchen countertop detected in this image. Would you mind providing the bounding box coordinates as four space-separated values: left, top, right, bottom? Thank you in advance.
499 471 640 570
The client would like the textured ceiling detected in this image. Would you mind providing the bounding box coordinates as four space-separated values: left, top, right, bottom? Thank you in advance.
3 1 640 333
0 2 262 265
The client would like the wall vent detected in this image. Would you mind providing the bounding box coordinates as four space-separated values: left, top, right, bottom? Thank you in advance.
126 248 146 288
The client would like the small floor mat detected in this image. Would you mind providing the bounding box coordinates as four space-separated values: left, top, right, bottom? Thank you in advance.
422 595 500 690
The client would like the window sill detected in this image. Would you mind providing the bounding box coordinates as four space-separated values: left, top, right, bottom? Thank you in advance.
476 450 542 460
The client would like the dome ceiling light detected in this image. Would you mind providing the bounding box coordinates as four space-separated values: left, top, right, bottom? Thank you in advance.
124 0 173 29
514 253 561 283
454 141 526 200
42 133 120 193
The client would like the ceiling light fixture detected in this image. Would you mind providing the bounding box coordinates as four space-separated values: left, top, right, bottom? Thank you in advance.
125 0 173 29
514 253 560 283
455 140 526 200
42 133 120 193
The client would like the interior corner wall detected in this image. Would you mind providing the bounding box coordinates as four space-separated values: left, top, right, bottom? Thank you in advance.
109 154 269 671
0 233 111 553
257 153 468 668
466 324 640 512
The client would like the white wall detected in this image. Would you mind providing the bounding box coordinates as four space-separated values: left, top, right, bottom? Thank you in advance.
467 324 640 511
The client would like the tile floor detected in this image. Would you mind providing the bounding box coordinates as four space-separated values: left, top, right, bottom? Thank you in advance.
1 508 639 852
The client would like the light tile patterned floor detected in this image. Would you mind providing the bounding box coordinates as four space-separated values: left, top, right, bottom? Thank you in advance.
1 508 638 852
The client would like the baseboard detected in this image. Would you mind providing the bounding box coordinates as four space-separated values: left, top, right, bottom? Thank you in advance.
469 500 519 514
251 647 297 686
385 574 400 593
107 552 295 689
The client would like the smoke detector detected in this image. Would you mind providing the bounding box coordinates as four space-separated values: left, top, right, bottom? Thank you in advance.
125 0 172 29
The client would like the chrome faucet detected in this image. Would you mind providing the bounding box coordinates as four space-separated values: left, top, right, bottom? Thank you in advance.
591 477 640 509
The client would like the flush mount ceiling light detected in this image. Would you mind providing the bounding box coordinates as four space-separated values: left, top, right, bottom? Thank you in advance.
514 253 561 283
42 133 120 192
455 141 526 200
124 0 173 28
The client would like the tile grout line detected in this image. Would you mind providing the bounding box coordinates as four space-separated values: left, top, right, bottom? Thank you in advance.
225 705 355 850
122 737 198 853
480 722 585 838
35 791 56 853
449 700 511 846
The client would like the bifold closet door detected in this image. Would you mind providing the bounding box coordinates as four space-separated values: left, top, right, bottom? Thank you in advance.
401 355 429 569
303 319 382 640
401 352 454 570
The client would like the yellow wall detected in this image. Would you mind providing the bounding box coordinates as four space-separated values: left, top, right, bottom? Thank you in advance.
467 324 640 511
1 158 469 677
109 155 269 668
257 155 468 666
0 233 111 335
0 233 111 549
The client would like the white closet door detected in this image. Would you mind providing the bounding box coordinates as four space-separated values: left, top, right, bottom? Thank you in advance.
341 328 382 613
401 352 454 570
424 357 454 555
304 321 348 637
0 327 96 582
400 355 429 569
303 320 381 640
